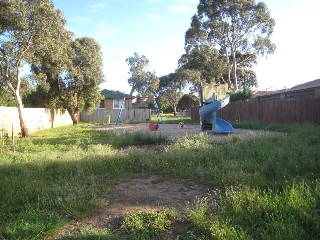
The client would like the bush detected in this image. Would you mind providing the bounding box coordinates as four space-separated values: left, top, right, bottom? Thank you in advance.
229 87 254 101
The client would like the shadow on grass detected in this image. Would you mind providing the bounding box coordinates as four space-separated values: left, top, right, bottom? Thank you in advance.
20 124 167 151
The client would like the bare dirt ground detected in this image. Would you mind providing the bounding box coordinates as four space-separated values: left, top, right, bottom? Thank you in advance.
54 175 217 239
54 124 282 238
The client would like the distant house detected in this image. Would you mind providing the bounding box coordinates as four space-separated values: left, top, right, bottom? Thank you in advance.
254 90 278 97
100 89 134 110
255 79 320 101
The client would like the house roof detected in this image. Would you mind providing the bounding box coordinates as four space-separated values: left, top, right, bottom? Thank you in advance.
101 89 133 99
254 90 278 96
290 79 320 91
254 79 320 98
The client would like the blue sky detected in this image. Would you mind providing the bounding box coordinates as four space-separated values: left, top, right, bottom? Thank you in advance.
53 0 320 93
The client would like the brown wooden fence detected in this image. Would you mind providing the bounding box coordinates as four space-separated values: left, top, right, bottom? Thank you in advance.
217 98 320 124
191 98 320 124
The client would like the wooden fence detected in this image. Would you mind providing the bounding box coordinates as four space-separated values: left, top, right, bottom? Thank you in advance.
0 106 73 136
191 98 320 125
80 108 151 123
217 98 320 124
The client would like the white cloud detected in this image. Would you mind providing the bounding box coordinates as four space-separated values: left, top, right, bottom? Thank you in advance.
90 3 107 11
145 0 162 3
69 16 93 25
94 24 119 40
144 13 161 21
168 5 192 13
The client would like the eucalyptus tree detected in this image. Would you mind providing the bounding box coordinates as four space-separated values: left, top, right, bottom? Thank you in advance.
126 52 159 96
185 0 276 90
158 72 187 116
63 37 104 124
30 37 104 125
177 94 199 111
0 88 15 106
179 43 228 89
0 0 69 136
236 53 258 88
29 16 73 109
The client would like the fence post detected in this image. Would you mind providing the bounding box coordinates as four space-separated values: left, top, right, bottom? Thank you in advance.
1 127 4 147
12 123 15 152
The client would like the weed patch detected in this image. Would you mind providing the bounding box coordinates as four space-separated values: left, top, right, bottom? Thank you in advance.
121 209 179 239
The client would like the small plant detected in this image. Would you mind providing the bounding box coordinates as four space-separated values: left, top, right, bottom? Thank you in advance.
62 227 115 240
121 209 179 239
187 198 211 235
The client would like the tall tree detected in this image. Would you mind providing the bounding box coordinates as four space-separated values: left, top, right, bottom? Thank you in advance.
126 52 159 96
179 43 228 89
158 72 186 116
185 0 276 90
64 37 104 124
30 37 104 125
236 53 258 88
28 14 73 109
0 0 68 136
177 94 199 111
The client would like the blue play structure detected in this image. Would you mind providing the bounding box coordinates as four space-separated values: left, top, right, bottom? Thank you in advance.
199 83 234 133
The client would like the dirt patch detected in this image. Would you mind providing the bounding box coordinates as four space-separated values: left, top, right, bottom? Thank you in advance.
95 123 283 141
54 175 216 239
54 125 283 238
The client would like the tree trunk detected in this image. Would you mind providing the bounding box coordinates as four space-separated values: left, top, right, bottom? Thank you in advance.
15 93 29 137
233 62 238 90
224 45 232 88
68 109 79 125
173 104 177 116
231 46 238 90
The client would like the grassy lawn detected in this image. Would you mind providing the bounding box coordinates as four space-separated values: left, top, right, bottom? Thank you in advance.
0 120 319 239
154 113 198 124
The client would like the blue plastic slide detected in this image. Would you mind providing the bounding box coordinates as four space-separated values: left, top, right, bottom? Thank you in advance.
199 94 234 133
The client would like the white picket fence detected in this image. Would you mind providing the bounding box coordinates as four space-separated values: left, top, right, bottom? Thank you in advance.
0 106 73 136
80 108 151 123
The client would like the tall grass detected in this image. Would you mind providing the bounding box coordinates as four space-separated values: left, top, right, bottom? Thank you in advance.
0 122 319 239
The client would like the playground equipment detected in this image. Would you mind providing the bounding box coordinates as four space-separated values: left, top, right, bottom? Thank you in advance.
199 83 234 133
148 123 159 131
116 96 163 127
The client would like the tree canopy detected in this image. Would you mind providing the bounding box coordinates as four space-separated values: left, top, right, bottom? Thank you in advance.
157 72 187 115
0 0 105 133
177 94 199 111
63 37 104 124
184 0 275 90
29 37 104 125
126 52 159 96
179 43 227 89
0 0 70 136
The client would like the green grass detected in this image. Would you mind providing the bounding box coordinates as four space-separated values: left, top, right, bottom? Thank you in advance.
232 120 306 133
62 228 116 240
152 113 198 124
0 121 319 239
121 208 179 239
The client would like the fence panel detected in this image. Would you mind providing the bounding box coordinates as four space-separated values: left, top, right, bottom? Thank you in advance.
216 98 320 124
0 107 72 135
79 108 151 123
